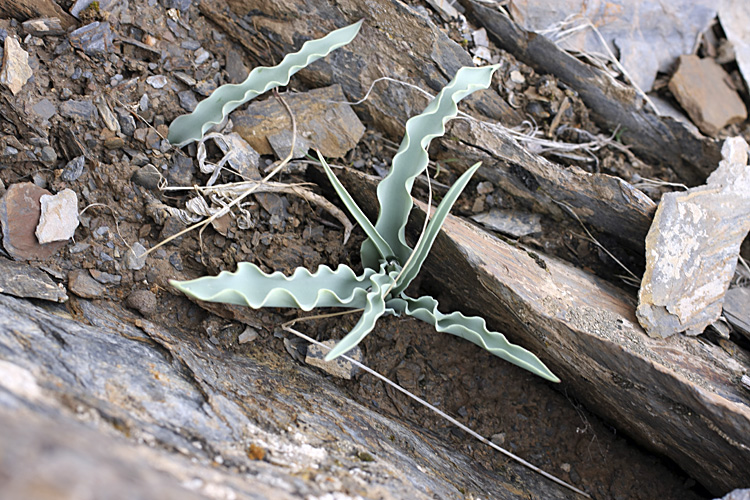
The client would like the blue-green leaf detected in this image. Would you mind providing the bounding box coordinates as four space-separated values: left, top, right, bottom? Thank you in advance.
168 20 363 147
392 162 482 295
361 65 500 268
170 263 374 310
318 152 394 264
325 267 399 360
388 295 559 382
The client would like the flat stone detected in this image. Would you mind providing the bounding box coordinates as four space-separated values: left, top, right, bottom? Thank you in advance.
67 269 105 298
89 269 121 285
31 99 57 121
60 156 85 182
0 257 67 302
59 99 99 125
471 209 542 238
22 17 65 37
233 85 364 158
305 340 362 380
35 189 79 244
668 55 747 137
39 146 57 164
0 183 67 261
637 137 750 337
0 37 33 95
69 22 113 57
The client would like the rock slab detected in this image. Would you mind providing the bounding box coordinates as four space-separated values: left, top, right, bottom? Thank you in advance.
0 183 66 261
0 36 33 95
637 137 750 337
35 189 79 244
232 85 364 158
0 258 67 302
669 55 747 137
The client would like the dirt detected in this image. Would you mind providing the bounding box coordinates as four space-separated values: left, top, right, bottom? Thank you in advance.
0 0 739 498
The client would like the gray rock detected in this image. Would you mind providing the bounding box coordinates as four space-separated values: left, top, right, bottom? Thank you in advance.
637 137 750 337
160 0 192 12
177 90 198 112
31 99 57 121
59 100 99 125
35 189 79 244
717 489 750 500
69 22 113 57
116 108 136 136
0 36 33 95
130 164 162 190
0 293 576 500
305 340 362 380
61 156 86 182
0 258 67 302
125 290 157 317
70 0 116 18
124 242 148 270
224 48 249 83
168 154 194 186
238 326 258 344
89 269 121 285
39 146 57 164
471 208 542 238
146 75 168 89
67 269 105 298
22 17 65 37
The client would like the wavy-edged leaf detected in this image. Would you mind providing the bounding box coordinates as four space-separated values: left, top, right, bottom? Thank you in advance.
168 20 363 147
170 263 374 310
361 65 500 268
318 151 393 264
325 268 399 361
392 162 482 295
388 295 559 382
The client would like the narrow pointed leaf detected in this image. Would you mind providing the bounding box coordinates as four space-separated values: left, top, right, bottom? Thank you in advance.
170 263 374 310
318 152 394 264
361 65 500 268
168 20 363 147
388 295 559 382
392 162 482 295
325 268 398 361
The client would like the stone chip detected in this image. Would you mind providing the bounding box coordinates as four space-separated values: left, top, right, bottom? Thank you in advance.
35 189 79 244
637 137 750 337
0 37 33 95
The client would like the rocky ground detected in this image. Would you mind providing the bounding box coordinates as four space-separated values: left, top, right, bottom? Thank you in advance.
1 0 749 499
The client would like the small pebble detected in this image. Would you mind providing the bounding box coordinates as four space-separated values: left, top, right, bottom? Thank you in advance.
238 327 258 344
61 156 85 182
126 289 157 317
194 47 210 65
125 242 148 270
146 75 168 89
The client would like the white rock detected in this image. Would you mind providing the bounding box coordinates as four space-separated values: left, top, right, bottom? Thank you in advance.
146 75 168 89
637 137 750 337
472 28 489 47
0 37 33 95
35 189 80 244
194 48 210 65
510 70 525 85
